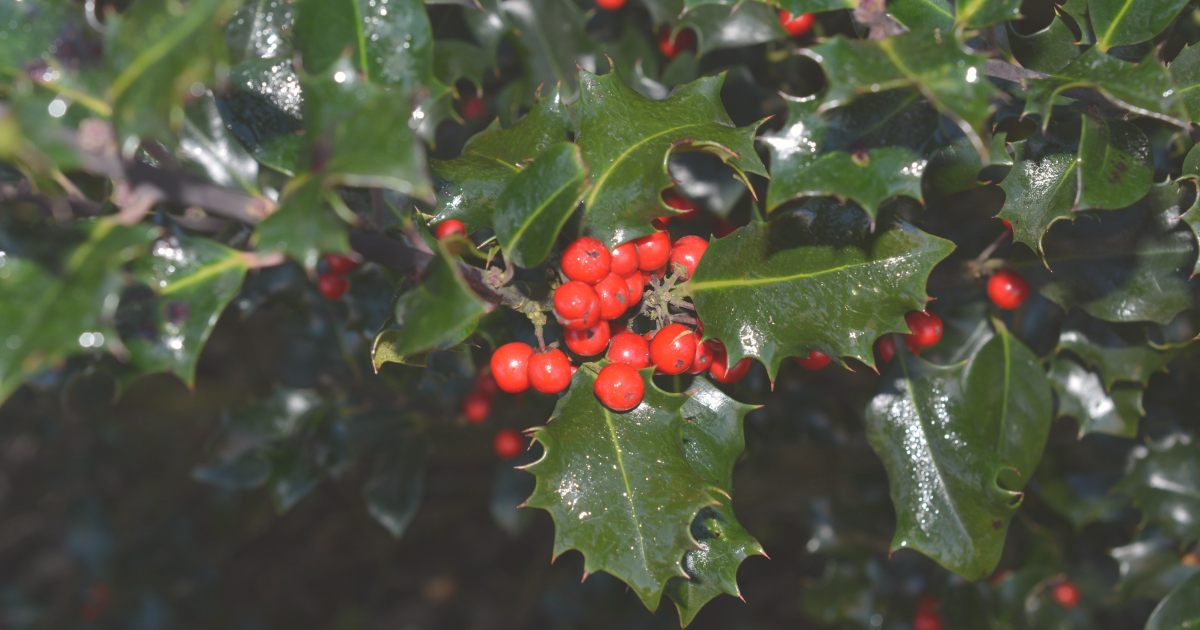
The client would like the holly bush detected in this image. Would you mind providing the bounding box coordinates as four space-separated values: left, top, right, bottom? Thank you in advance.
3 0 1200 627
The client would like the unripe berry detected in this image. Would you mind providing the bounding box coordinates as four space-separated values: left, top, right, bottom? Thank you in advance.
988 269 1031 310
1052 581 1080 608
779 10 815 37
554 281 601 330
649 323 697 375
565 320 611 357
561 236 611 284
317 273 349 300
905 311 943 348
528 348 573 394
607 332 651 369
709 342 751 384
491 342 534 393
795 350 832 370
464 390 492 423
324 253 360 275
594 363 645 411
593 273 631 320
658 28 695 59
434 219 466 240
635 231 672 271
669 235 707 280
494 429 525 459
610 242 640 277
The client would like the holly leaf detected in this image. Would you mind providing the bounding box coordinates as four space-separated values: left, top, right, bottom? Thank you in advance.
254 176 350 271
0 220 156 405
683 0 853 14
865 329 1051 580
1089 0 1189 51
1145 571 1200 630
523 366 725 611
1112 539 1200 600
1022 48 1189 129
433 40 495 91
364 437 426 538
119 234 249 388
218 59 305 176
575 70 766 249
800 32 1000 157
225 0 295 65
1057 311 1186 389
679 377 756 493
954 0 1021 29
495 142 591 269
501 0 604 104
1048 355 1144 437
676 3 787 56
430 88 573 234
685 201 955 380
762 92 931 220
294 0 435 93
180 94 261 194
1116 435 1200 546
1169 45 1200 125
1007 15 1083 75
889 0 954 32
1075 115 1153 211
1011 182 1199 325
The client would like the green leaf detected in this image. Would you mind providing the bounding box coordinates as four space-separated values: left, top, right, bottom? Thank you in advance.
495 142 591 269
1089 0 1189 51
0 220 156 405
294 0 435 93
1076 115 1153 211
120 234 249 388
762 92 929 220
225 0 295 65
1034 461 1130 529
676 2 787 56
105 0 239 148
501 0 603 104
685 202 955 380
801 559 876 627
575 71 766 249
1048 355 1144 437
1011 182 1199 325
1112 539 1200 600
523 366 725 611
430 88 573 234
1022 48 1189 129
219 59 305 176
679 377 755 493
1007 16 1083 75
1169 44 1200 125
0 0 82 74
253 175 350 271
1116 435 1200 546
376 243 488 360
684 0 852 13
1057 312 1185 389
433 39 495 91
865 329 1051 580
801 33 1000 157
889 0 955 32
364 437 426 538
955 0 1021 29
1145 571 1200 630
180 94 260 194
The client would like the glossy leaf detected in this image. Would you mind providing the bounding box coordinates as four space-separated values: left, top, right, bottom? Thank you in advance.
678 377 756 493
675 2 787 56
294 0 434 93
501 0 603 104
1145 571 1200 630
800 33 1000 157
1178 145 1200 278
1022 48 1189 129
0 220 156 405
433 40 495 90
494 142 591 269
253 176 349 271
866 331 1050 580
225 0 295 65
1048 355 1144 437
180 94 260 194
1077 115 1153 211
1089 0 1189 51
430 89 573 234
523 366 724 611
575 71 766 248
1006 16 1083 75
955 0 1020 28
889 0 954 31
364 438 426 538
1034 462 1130 529
219 59 305 176
685 202 955 379
1115 435 1200 545
1169 45 1200 125
1112 539 1200 600
1057 312 1185 389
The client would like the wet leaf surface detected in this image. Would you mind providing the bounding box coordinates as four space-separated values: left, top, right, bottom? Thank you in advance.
494 142 590 269
1115 435 1200 546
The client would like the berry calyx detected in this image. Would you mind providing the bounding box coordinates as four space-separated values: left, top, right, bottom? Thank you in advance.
494 429 525 459
608 332 651 369
317 273 349 300
795 350 832 370
988 268 1031 310
561 236 612 284
565 320 611 357
635 230 672 271
554 280 602 330
688 338 715 374
658 28 695 59
491 342 534 393
913 609 943 630
669 235 708 280
905 311 943 348
324 253 360 275
464 390 492 423
528 348 573 394
709 343 752 384
649 323 697 375
611 241 640 277
594 363 645 411
779 10 815 37
433 219 466 240
1052 581 1080 608
595 0 626 10
593 273 631 320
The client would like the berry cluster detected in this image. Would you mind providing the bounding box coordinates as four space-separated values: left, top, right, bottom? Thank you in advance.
459 369 530 459
317 253 360 300
877 310 944 363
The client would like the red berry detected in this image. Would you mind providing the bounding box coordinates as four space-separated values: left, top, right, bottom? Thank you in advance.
562 236 612 284
880 335 896 363
1002 218 1013 231
658 28 695 59
593 273 631 320
608 332 651 369
494 429 525 459
917 597 939 614
715 220 738 238
709 342 751 384
464 390 492 423
594 363 645 411
528 348 573 394
491 342 534 393
669 235 707 280
988 269 1031 310
635 230 672 271
663 189 700 221
688 338 715 374
779 10 815 37
325 253 360 275
624 271 644 304
474 371 499 397
611 242 640 277
913 610 943 630
317 273 349 300
644 329 657 342
905 311 943 348
1052 581 1080 608
795 350 832 370
565 320 611 357
649 323 697 375
433 219 466 240
596 0 625 9
905 334 922 355
554 281 601 330
461 95 486 120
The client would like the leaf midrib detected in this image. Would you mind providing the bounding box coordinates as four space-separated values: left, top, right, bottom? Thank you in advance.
1096 0 1136 50
603 407 649 567
504 168 587 258
583 122 712 208
157 253 247 296
686 251 924 292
